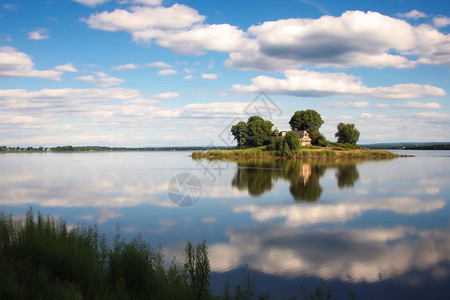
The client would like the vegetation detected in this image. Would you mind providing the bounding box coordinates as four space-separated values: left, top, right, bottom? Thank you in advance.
280 131 301 157
335 123 360 145
289 110 326 146
231 116 277 149
0 208 211 300
0 209 356 299
0 146 234 153
192 147 400 159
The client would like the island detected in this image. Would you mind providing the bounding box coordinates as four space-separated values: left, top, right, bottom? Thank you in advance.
192 110 405 159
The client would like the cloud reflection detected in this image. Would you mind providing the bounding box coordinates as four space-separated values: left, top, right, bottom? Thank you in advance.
233 197 445 226
209 225 450 283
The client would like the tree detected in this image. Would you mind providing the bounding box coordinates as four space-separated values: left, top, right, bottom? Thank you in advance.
230 116 275 149
230 121 248 149
289 110 324 132
335 123 360 145
289 110 324 145
280 131 301 156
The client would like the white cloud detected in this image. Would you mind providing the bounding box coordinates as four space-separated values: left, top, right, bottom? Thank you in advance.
414 24 450 66
157 69 178 76
397 10 428 20
72 0 109 7
75 72 124 87
153 24 249 54
54 63 78 73
85 4 205 36
112 61 171 70
201 73 217 80
326 101 369 108
111 63 138 70
393 101 443 109
182 102 250 117
433 16 450 28
28 28 50 40
133 0 163 6
184 74 194 80
0 46 72 80
152 91 180 100
232 70 446 99
227 11 417 70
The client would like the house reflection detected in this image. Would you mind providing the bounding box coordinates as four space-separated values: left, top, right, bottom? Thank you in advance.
224 158 361 201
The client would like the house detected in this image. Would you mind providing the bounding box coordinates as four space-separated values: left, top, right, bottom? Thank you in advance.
279 130 312 146
294 130 312 146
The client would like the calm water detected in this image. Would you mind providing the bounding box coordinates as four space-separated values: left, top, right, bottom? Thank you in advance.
1 150 449 299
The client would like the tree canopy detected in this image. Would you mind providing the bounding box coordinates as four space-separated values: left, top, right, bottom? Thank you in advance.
335 123 360 145
289 110 325 145
289 110 324 132
231 116 275 149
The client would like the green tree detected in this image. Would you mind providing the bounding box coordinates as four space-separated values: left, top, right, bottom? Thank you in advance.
289 110 324 145
280 131 301 157
335 123 360 145
231 121 248 149
289 110 324 132
230 116 275 149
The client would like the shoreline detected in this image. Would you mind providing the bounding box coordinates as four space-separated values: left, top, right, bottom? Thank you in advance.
191 148 413 160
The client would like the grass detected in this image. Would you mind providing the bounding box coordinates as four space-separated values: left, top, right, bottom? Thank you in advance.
192 147 400 159
0 209 357 300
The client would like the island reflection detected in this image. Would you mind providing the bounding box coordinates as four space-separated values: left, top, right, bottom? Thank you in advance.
222 158 362 201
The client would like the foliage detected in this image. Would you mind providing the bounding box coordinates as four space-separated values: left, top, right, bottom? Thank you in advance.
289 110 324 132
289 110 324 146
280 131 301 157
335 123 360 145
0 209 211 300
231 116 276 149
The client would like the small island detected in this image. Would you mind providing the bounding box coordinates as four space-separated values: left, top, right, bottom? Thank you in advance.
192 109 404 159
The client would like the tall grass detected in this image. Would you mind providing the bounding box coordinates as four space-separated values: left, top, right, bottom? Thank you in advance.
0 209 358 299
0 209 210 300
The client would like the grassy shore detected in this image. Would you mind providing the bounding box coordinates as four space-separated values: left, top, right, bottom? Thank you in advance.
0 209 356 300
192 146 404 159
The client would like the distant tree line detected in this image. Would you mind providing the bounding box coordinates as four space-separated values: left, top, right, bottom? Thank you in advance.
0 146 235 152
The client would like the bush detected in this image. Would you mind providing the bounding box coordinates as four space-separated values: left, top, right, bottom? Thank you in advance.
279 131 301 157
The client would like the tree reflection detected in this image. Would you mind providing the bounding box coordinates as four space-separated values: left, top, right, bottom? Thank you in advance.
335 163 359 188
227 158 361 201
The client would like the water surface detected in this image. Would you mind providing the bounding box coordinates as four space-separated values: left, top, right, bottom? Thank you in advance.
0 150 449 299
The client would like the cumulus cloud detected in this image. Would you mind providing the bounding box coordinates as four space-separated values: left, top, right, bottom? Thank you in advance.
83 7 450 70
152 91 180 100
397 10 428 20
75 72 124 87
157 69 178 76
393 101 443 109
414 24 450 66
84 4 249 54
54 63 78 73
227 11 417 70
232 70 446 99
326 101 369 108
201 73 217 79
72 0 109 7
85 4 205 37
433 16 450 28
111 61 171 70
28 28 50 40
0 46 73 80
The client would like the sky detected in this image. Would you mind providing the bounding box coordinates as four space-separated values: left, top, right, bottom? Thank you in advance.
1 0 450 147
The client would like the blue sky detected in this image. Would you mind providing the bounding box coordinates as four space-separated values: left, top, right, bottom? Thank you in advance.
1 0 450 147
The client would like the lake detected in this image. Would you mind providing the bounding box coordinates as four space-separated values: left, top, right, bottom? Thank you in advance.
0 150 449 299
